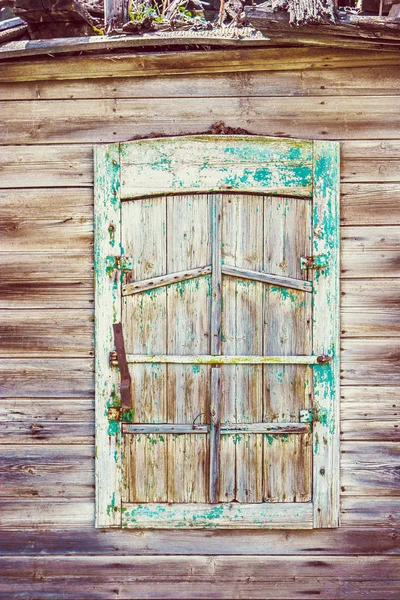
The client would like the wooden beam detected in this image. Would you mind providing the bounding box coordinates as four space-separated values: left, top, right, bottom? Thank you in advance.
111 354 330 365
122 266 211 296
2 47 400 82
122 502 314 529
122 422 312 434
222 264 312 292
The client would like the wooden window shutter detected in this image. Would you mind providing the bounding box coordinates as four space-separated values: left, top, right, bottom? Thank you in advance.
94 136 340 529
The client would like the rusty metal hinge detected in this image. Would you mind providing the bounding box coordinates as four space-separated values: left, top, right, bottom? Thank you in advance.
106 255 133 273
112 322 132 411
300 254 329 270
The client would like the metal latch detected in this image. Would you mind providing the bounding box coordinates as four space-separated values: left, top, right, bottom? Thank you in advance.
300 254 329 270
106 255 133 274
300 408 329 424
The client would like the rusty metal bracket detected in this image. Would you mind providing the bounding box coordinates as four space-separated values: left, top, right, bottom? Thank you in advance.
300 254 329 270
112 322 132 411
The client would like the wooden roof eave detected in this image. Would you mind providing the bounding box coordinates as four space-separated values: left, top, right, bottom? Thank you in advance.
245 7 400 51
0 28 274 61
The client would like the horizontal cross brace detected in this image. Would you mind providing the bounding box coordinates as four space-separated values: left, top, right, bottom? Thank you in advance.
122 422 311 435
123 266 211 296
222 265 312 292
122 264 312 296
110 353 330 365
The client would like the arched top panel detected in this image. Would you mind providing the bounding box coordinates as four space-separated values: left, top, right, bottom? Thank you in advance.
119 135 313 200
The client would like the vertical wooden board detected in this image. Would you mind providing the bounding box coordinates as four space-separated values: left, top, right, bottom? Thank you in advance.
94 144 122 528
221 194 264 503
312 141 341 528
166 195 211 503
263 196 312 503
121 198 167 423
167 434 209 503
263 434 312 503
122 434 167 503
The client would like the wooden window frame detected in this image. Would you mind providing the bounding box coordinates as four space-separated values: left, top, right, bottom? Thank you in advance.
94 135 340 529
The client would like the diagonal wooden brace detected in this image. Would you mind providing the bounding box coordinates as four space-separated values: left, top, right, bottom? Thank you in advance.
112 322 132 411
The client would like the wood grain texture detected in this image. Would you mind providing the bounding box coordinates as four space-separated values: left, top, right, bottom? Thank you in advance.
312 141 341 528
1 67 400 101
120 136 313 199
94 143 122 528
0 525 399 554
122 502 313 529
3 98 400 145
0 496 398 528
1 143 399 190
0 445 94 498
2 48 400 82
341 184 400 225
0 309 93 357
0 145 93 188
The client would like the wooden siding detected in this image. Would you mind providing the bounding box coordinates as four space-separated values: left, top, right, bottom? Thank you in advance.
0 48 399 597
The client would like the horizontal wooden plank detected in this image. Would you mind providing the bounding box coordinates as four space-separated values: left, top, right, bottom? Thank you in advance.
341 280 400 337
0 309 93 358
341 420 400 441
0 422 94 445
341 386 400 420
0 358 94 397
0 576 399 599
341 140 400 159
0 445 94 498
341 442 400 496
1 554 399 580
0 252 93 309
2 48 400 83
0 188 93 220
0 496 398 529
2 67 400 101
341 184 400 225
0 31 273 62
0 145 93 188
341 339 400 385
2 97 400 144
342 159 400 183
0 218 92 253
0 398 94 422
341 226 400 278
0 526 398 556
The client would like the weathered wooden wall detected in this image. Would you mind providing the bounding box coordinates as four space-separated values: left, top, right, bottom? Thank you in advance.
0 47 399 599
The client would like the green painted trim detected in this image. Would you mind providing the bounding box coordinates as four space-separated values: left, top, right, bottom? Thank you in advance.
312 140 341 528
120 135 313 199
122 502 313 529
